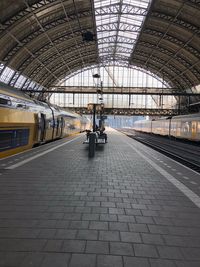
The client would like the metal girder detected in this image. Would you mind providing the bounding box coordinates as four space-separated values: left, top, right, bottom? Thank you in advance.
25 45 97 80
24 1 72 75
21 78 32 90
0 0 199 99
130 0 200 90
2 10 93 63
95 3 148 16
134 42 200 80
140 1 189 67
9 71 21 87
16 30 82 72
67 107 182 116
0 25 61 84
36 53 98 87
24 43 95 77
44 60 97 88
151 12 200 35
138 40 199 68
132 56 193 89
98 35 138 45
0 62 6 75
97 22 141 33
142 29 200 58
142 15 200 77
34 86 199 96
133 52 195 88
0 0 89 30
190 0 200 4
100 46 132 55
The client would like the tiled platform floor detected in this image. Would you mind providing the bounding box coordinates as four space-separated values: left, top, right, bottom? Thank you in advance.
0 129 200 267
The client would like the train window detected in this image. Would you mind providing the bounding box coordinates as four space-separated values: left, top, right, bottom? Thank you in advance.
0 97 11 106
0 131 13 151
0 129 29 152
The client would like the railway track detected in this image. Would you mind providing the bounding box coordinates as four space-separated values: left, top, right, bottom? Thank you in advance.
120 129 200 174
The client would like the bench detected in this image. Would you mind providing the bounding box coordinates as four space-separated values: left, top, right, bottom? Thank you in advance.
83 132 107 157
83 131 107 145
83 137 106 145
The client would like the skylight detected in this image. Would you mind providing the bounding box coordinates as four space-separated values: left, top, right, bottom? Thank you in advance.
94 0 151 64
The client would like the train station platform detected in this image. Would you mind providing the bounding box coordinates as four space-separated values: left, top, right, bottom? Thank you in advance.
0 128 200 267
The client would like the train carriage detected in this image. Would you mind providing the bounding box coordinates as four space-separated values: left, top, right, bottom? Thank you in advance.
0 84 91 159
133 113 200 142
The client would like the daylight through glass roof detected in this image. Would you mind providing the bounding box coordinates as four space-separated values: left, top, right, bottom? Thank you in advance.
94 0 151 64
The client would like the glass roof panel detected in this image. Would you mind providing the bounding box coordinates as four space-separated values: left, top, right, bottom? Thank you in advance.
94 0 151 63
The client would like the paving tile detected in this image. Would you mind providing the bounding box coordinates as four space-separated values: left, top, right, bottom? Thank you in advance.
0 252 26 267
125 208 142 216
129 223 149 233
100 214 118 222
97 255 123 267
69 253 96 267
99 230 120 241
2 127 200 267
37 220 57 228
62 240 86 253
43 240 63 252
131 204 147 210
134 244 159 258
109 222 129 231
124 256 150 267
135 216 154 224
69 220 89 229
109 208 125 215
86 201 101 207
38 229 57 238
175 260 200 267
55 220 70 228
0 239 46 252
101 202 116 208
180 247 200 260
157 246 184 259
148 225 170 235
110 242 134 256
64 213 82 220
76 229 98 240
118 215 135 223
86 240 109 254
120 231 141 243
40 253 71 267
141 233 165 245
89 221 108 230
55 229 77 239
82 213 100 221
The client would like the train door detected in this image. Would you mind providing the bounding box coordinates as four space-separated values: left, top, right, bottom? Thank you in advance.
55 118 59 137
39 113 46 142
197 121 200 140
191 121 197 140
60 117 64 137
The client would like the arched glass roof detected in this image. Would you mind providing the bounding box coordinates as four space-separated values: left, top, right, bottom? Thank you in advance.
94 0 151 62
0 0 199 103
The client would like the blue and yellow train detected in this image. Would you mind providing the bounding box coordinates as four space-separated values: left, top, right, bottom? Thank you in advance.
133 113 200 142
0 84 91 158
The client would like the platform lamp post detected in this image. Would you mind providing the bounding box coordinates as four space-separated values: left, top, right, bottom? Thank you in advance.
87 103 104 132
87 103 104 157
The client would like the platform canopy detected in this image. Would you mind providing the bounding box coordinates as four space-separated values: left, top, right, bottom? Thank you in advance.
0 0 200 92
